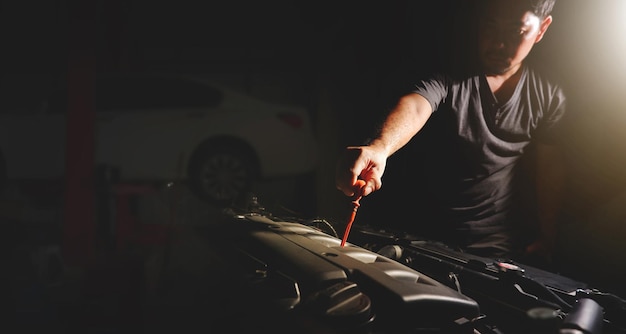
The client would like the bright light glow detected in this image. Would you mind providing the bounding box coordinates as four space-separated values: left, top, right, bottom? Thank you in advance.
573 0 626 104
597 0 626 86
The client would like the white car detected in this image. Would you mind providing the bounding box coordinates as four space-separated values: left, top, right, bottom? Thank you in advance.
0 73 319 206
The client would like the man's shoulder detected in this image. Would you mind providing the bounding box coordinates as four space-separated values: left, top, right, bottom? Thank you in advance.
523 64 566 92
420 70 479 88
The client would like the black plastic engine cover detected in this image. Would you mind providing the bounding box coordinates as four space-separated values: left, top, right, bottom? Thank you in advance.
206 211 480 333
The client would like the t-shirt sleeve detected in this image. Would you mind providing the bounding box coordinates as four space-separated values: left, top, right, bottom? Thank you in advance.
412 73 450 113
534 85 567 145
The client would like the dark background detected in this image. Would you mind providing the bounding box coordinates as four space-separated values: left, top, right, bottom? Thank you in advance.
3 0 626 331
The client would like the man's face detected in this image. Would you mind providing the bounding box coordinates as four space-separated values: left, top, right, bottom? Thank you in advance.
478 2 552 75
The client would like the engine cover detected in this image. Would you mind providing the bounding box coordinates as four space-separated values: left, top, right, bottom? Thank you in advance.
206 210 480 333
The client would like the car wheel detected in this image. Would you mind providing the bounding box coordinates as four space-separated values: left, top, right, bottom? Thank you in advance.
187 141 259 207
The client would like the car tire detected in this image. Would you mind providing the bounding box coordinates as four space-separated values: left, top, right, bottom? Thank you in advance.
187 140 259 207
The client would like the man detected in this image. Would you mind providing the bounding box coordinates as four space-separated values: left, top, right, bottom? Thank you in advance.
335 0 565 262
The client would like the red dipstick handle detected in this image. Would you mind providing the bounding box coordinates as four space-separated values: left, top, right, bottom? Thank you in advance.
341 180 366 247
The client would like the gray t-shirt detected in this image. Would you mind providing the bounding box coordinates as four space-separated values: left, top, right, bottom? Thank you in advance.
410 65 566 244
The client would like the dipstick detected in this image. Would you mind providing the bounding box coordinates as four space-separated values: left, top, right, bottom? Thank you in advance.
340 180 366 247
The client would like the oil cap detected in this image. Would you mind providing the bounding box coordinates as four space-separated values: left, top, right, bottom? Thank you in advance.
306 280 374 329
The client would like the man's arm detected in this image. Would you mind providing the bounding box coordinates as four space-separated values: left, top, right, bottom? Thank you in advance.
368 93 433 157
335 93 433 197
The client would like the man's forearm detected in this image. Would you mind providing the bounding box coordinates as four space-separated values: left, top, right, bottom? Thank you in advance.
368 93 433 157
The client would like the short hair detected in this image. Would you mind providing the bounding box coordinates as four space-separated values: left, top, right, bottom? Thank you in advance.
479 0 556 19
529 0 556 19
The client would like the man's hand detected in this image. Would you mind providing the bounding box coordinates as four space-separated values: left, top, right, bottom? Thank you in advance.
335 93 432 198
335 145 387 198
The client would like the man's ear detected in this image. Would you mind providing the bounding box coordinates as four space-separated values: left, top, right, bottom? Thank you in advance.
535 15 553 43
